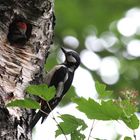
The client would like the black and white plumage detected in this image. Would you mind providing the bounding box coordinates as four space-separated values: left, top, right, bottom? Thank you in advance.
30 48 80 129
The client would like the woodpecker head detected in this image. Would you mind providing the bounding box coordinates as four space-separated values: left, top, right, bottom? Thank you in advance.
7 18 32 47
16 22 27 36
61 47 80 70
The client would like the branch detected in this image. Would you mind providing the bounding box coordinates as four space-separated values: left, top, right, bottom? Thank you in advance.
46 102 68 140
87 120 95 140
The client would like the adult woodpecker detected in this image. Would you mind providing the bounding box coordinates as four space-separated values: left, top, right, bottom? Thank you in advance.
30 47 80 129
7 18 32 47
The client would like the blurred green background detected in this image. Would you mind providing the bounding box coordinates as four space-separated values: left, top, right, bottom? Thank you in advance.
47 0 140 105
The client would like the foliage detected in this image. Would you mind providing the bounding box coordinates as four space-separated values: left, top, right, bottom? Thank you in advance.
124 136 132 140
6 85 55 109
95 81 113 99
73 97 139 130
55 114 87 140
55 82 139 139
26 84 55 101
7 79 139 139
7 98 40 109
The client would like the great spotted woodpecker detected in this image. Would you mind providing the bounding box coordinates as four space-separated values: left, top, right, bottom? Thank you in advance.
30 47 80 129
7 18 32 47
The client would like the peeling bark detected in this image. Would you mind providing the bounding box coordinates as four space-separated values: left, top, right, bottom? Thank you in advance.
0 0 54 139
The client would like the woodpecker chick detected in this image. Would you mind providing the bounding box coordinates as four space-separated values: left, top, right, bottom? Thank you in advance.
30 48 80 129
7 19 32 47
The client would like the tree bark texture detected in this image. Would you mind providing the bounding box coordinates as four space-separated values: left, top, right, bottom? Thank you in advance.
0 0 54 139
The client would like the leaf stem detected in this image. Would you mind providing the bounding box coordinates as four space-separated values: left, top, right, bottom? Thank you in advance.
133 130 136 140
43 102 68 140
87 120 95 140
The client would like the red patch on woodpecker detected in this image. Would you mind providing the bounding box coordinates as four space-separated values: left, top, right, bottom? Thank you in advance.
17 22 27 30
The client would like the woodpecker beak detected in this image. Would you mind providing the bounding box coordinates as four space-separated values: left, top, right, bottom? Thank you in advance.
61 47 67 54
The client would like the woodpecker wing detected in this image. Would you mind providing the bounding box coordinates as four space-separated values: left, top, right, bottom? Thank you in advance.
46 64 68 87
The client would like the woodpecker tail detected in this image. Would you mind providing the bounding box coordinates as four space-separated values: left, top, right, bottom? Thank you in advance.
30 97 62 129
30 99 51 129
30 110 47 130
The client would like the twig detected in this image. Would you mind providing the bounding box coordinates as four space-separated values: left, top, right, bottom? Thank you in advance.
52 115 68 140
87 120 95 140
133 130 136 140
45 102 68 140
117 120 137 140
40 109 49 116
56 111 62 116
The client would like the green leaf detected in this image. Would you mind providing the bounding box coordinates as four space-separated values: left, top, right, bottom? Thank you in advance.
118 99 139 129
73 97 101 119
60 114 87 131
121 100 137 116
26 84 55 101
73 97 140 130
55 120 77 137
100 100 122 120
71 130 85 140
6 98 40 109
121 114 139 130
55 114 87 137
95 81 112 99
73 97 122 120
124 136 132 140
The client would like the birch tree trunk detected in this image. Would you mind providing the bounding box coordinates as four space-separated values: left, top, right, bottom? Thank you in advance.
0 0 54 139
